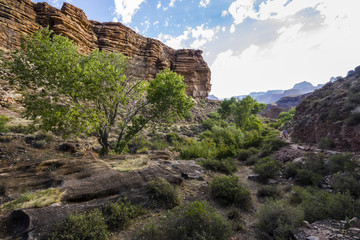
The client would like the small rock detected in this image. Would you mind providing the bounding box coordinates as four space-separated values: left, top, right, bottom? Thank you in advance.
302 221 313 229
248 174 259 181
350 217 360 228
306 236 319 240
268 179 278 184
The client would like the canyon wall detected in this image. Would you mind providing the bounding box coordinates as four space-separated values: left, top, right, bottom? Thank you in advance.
0 0 211 98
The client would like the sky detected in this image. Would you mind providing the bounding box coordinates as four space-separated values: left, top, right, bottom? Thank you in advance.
33 0 360 98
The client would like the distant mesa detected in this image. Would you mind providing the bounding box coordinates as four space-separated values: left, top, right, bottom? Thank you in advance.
0 0 211 98
208 94 219 101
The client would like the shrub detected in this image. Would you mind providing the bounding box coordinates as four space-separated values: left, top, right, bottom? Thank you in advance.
102 198 144 230
326 153 356 174
199 158 237 174
257 200 304 240
260 134 288 157
202 118 217 130
330 173 360 198
283 162 302 179
237 147 259 161
0 115 9 132
345 112 360 126
303 153 325 174
257 185 282 200
245 155 259 166
207 112 221 120
288 186 312 205
210 176 252 210
180 139 215 160
253 157 281 183
147 177 179 209
295 169 322 186
243 130 263 148
318 136 335 149
161 201 231 240
50 209 108 240
127 135 148 153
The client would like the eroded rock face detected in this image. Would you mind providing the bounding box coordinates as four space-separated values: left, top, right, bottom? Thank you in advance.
0 0 211 98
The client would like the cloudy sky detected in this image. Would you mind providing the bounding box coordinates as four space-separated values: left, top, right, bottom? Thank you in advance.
34 0 360 98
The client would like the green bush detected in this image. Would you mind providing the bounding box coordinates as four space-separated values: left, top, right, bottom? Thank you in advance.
50 209 108 240
180 139 215 160
237 147 259 161
207 112 221 120
283 162 302 179
253 157 281 183
102 198 144 230
345 112 360 126
199 158 237 174
202 118 217 130
260 134 288 157
257 200 304 240
318 136 335 149
330 173 360 198
295 169 322 186
161 201 231 240
245 155 259 166
127 135 149 153
0 115 9 132
147 177 179 209
210 176 252 210
257 185 282 199
326 153 356 174
243 130 263 148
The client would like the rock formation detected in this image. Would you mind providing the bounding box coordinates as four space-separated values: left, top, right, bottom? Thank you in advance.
0 0 211 98
292 66 360 151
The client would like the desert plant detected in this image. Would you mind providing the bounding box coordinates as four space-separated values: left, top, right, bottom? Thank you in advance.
210 176 252 210
50 209 108 240
326 153 356 174
257 185 282 199
318 136 335 149
253 157 281 183
147 177 179 209
283 161 302 179
257 200 304 240
330 173 360 197
161 201 231 240
295 169 322 186
102 198 144 230
0 115 10 132
198 158 237 174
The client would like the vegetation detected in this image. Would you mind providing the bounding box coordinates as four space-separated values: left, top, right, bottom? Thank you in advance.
210 176 252 210
102 198 144 230
257 200 304 240
10 28 193 155
0 188 64 214
147 177 180 209
253 157 281 183
257 185 282 200
159 201 231 240
0 115 9 132
50 209 109 240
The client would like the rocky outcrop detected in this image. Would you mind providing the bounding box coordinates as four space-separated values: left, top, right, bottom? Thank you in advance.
0 0 211 98
275 92 312 108
292 66 360 151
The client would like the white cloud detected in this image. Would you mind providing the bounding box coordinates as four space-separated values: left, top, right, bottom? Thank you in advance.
190 25 220 48
112 17 119 22
156 1 161 9
153 21 159 26
221 10 228 17
222 26 226 32
157 30 190 49
211 0 360 98
114 0 145 24
199 0 210 8
169 0 176 7
229 24 235 33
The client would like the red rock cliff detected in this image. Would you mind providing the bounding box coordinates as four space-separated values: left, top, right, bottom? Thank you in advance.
0 0 211 98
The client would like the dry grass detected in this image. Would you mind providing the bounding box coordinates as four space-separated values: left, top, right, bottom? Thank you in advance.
0 188 64 214
111 155 150 172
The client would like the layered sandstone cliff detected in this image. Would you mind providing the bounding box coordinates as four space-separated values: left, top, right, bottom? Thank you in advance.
0 0 211 98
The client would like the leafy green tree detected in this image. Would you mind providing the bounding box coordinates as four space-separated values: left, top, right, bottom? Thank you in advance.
11 28 193 154
218 96 266 131
277 108 295 125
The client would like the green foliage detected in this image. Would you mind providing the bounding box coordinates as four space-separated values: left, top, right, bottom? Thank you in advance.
210 176 252 209
0 115 10 132
127 135 149 153
218 96 266 131
243 130 263 148
257 185 282 200
326 153 356 174
253 157 281 183
147 177 179 209
259 132 288 157
102 198 144 230
295 169 322 186
11 29 193 155
283 162 302 179
276 108 296 126
207 112 221 120
330 173 360 198
237 147 259 161
257 200 304 240
180 139 216 160
345 112 360 126
199 158 237 174
161 201 232 240
50 209 108 240
318 136 335 149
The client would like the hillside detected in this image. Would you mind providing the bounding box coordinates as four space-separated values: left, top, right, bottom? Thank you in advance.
292 66 360 151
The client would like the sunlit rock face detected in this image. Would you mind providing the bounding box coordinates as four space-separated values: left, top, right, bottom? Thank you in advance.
0 0 211 98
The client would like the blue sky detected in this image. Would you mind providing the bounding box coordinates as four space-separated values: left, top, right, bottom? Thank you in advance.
34 0 360 98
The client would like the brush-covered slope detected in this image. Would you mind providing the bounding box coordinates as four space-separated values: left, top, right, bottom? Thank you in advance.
292 66 360 150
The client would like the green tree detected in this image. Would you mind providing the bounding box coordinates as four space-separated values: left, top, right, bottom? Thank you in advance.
11 28 193 154
218 96 266 131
